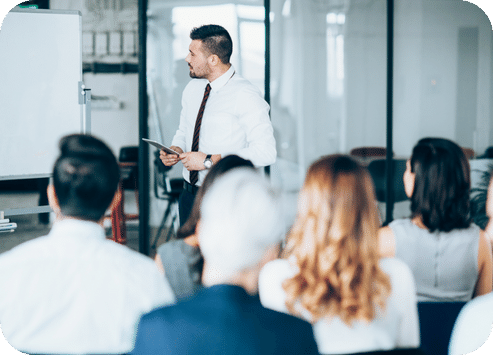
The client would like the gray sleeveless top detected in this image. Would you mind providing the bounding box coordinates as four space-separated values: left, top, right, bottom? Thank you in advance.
157 239 202 300
389 219 479 302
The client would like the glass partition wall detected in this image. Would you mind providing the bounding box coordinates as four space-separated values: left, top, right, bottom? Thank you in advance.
268 0 388 223
392 0 493 221
142 0 493 254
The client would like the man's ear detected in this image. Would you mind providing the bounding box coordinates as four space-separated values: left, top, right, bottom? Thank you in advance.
208 54 220 67
47 184 60 214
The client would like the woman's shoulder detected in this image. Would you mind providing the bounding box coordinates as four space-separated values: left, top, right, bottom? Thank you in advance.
380 257 412 274
260 258 293 280
157 239 194 259
258 259 294 314
379 258 416 292
388 218 414 229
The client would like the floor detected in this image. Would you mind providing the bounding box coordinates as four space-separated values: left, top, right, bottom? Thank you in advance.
0 190 148 255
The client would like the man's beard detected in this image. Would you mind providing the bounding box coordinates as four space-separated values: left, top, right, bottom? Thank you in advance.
189 71 201 79
188 65 208 79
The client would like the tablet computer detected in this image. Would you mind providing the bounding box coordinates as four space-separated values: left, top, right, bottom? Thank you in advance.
142 138 180 155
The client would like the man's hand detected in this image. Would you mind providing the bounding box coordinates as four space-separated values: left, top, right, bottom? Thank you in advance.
160 146 183 166
180 151 207 171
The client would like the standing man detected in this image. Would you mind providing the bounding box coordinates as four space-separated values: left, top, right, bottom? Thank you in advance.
160 24 276 225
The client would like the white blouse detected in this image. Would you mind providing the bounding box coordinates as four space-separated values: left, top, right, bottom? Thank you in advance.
259 257 420 354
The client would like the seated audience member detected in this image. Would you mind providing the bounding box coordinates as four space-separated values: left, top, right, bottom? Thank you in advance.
449 174 493 355
154 155 254 300
132 169 319 355
259 155 420 354
0 134 175 355
379 137 492 301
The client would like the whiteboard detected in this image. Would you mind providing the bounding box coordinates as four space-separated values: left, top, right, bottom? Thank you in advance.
0 9 82 180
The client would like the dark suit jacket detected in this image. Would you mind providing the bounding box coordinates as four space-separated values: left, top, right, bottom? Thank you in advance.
131 284 318 355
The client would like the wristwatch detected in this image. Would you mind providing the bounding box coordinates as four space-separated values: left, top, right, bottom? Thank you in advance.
204 154 213 169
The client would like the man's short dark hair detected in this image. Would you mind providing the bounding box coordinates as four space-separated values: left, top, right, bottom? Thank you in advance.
410 137 471 232
190 24 233 64
53 134 120 222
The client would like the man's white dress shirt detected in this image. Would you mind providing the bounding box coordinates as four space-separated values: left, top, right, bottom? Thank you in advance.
171 65 276 185
0 219 175 355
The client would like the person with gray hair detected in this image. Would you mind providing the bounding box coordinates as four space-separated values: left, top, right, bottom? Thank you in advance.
132 169 318 355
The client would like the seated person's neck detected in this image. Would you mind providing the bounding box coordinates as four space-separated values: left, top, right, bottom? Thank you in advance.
202 263 259 296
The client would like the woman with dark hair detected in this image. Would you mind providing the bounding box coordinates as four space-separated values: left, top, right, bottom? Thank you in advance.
379 137 492 301
154 155 254 300
259 155 419 354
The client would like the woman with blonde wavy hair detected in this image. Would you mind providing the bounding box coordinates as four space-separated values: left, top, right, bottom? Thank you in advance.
259 155 420 354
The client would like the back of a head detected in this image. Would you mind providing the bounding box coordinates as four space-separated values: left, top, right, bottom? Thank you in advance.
199 168 283 277
53 134 120 222
190 24 233 64
177 155 254 239
283 155 390 325
410 137 471 232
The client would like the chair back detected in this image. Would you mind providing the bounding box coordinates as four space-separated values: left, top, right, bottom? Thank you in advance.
350 146 387 159
119 146 138 190
324 347 426 355
461 147 475 160
153 150 183 199
417 301 466 355
367 159 408 203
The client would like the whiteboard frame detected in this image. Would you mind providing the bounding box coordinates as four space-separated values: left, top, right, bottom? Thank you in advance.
0 8 84 181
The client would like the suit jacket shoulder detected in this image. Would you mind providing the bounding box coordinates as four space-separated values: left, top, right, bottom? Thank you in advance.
132 285 318 355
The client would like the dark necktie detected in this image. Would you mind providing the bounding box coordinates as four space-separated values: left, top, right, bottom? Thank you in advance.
189 83 211 186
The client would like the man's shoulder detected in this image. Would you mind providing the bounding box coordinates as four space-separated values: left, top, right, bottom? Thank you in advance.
229 74 262 94
138 296 198 328
260 302 312 328
99 239 159 272
0 234 50 266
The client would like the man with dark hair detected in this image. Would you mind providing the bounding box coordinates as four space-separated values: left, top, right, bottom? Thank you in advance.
160 24 276 226
0 134 175 355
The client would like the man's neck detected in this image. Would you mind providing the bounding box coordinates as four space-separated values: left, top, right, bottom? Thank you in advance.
202 263 259 295
206 63 231 83
55 214 104 228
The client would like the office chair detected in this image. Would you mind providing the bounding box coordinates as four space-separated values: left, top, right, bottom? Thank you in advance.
417 301 466 355
150 150 183 251
367 159 408 203
326 348 426 355
107 146 139 244
350 146 388 159
461 147 475 160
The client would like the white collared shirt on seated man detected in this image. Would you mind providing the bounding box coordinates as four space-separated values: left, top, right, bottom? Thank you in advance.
172 64 276 186
0 218 175 354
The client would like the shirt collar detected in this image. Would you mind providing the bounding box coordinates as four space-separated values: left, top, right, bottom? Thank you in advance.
209 65 235 93
49 218 106 241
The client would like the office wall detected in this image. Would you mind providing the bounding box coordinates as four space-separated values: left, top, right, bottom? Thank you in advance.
345 0 492 156
50 0 140 155
83 73 139 154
